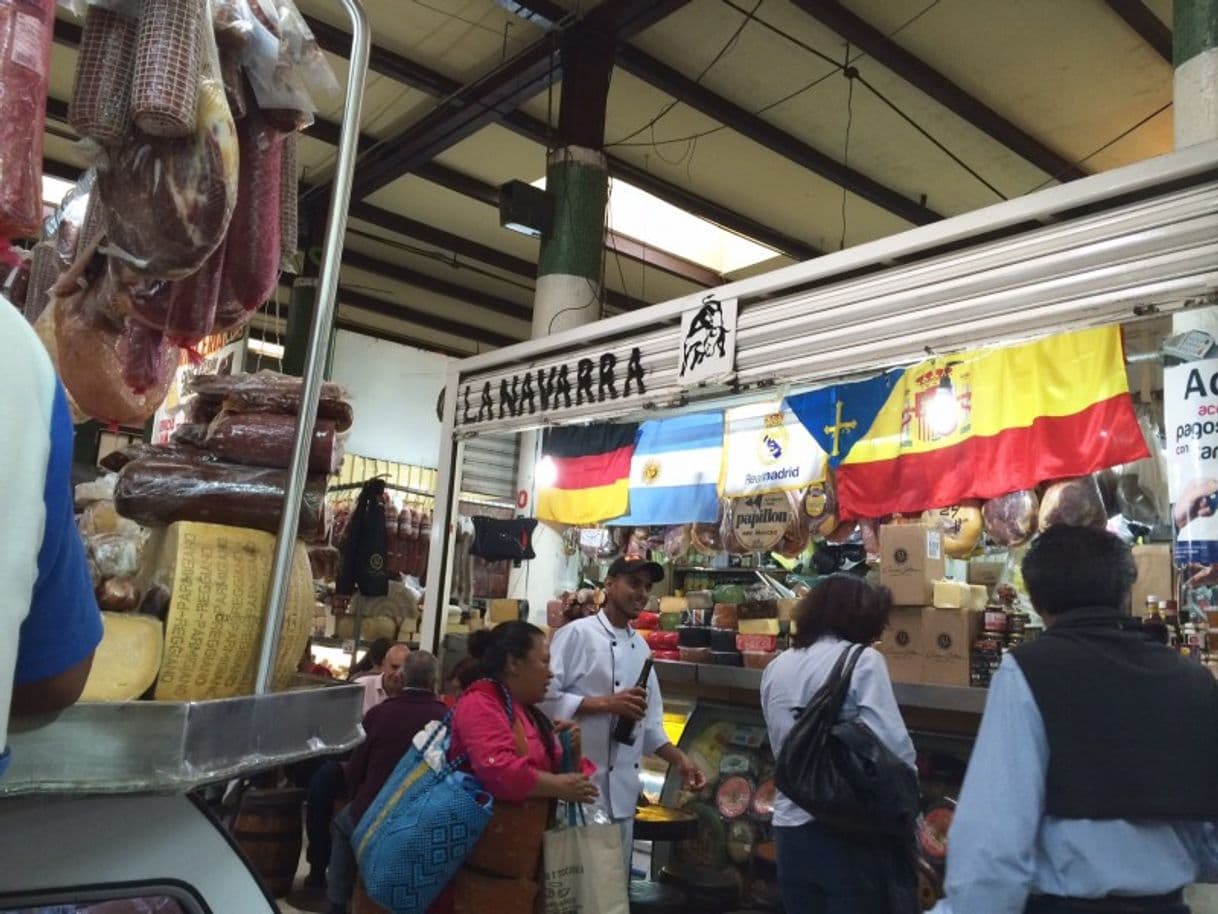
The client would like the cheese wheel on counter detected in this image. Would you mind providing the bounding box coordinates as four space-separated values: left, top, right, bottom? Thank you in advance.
923 501 984 559
712 603 739 629
653 650 682 661
743 650 779 670
739 618 782 636
81 612 163 701
630 611 660 631
710 627 739 652
679 646 713 664
737 633 778 652
678 625 713 648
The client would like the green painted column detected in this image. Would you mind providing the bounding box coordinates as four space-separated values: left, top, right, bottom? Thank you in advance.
283 277 336 379
1175 0 1218 147
532 146 610 337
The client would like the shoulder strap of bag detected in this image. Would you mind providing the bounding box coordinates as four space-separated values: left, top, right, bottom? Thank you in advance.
826 643 867 721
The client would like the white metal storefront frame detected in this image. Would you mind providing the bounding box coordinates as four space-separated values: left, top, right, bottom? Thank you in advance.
420 140 1218 654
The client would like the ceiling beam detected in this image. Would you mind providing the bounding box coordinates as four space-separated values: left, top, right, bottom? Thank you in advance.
788 0 1086 182
333 284 521 348
304 0 693 207
410 159 722 287
615 46 939 225
265 287 472 358
340 248 530 320
1103 0 1173 64
244 14 818 260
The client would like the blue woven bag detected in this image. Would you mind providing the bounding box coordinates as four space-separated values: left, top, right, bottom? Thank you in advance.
353 712 494 914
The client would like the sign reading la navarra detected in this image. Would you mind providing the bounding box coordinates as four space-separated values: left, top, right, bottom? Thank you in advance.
460 347 648 424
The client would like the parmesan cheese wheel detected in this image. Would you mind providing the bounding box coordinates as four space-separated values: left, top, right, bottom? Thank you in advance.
923 501 983 559
81 611 163 701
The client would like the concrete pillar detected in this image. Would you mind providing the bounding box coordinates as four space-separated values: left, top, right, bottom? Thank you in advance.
1175 0 1218 149
1173 0 1218 337
509 20 617 625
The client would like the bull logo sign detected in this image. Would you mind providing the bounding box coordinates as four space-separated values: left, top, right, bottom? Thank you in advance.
679 294 738 387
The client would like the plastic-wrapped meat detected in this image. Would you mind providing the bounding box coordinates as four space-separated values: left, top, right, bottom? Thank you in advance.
0 0 55 238
117 320 177 396
1039 477 1108 530
54 269 177 427
112 261 172 331
215 105 284 328
279 131 298 271
114 453 328 540
131 0 201 138
187 371 354 431
204 411 340 473
99 440 210 474
982 490 1039 546
24 240 58 323
164 240 224 345
662 525 690 562
70 4 137 144
98 77 238 279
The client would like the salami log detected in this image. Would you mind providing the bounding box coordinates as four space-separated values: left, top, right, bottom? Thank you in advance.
131 0 202 137
164 239 225 345
204 411 340 473
115 453 328 540
187 371 353 431
0 0 55 238
215 105 284 328
70 4 137 144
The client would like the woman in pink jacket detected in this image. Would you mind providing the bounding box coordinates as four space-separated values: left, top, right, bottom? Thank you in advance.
435 621 597 914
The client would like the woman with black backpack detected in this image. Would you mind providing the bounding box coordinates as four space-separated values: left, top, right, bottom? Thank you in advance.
762 574 921 914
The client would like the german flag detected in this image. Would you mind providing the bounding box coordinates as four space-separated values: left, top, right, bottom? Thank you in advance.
537 424 638 525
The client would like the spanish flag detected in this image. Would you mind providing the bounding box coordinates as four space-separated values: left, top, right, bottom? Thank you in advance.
835 326 1148 518
537 424 639 525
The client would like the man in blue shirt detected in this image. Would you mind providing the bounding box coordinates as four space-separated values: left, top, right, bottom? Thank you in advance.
933 525 1218 914
1 299 103 777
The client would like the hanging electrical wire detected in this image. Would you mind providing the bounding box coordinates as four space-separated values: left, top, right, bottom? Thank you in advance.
840 53 855 251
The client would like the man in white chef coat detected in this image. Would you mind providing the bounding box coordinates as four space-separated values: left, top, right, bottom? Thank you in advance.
542 556 707 876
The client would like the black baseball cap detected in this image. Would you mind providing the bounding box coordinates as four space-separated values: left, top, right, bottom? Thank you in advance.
606 555 665 584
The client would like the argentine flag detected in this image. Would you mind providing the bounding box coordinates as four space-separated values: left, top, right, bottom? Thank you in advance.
614 413 724 525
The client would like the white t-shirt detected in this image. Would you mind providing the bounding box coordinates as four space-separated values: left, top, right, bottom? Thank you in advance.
0 300 102 776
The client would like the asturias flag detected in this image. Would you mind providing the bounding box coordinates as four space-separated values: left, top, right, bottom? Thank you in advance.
834 326 1149 518
786 370 903 469
537 424 638 525
615 413 724 525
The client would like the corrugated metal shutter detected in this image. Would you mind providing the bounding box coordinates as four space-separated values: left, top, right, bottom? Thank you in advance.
453 165 1218 435
460 434 519 501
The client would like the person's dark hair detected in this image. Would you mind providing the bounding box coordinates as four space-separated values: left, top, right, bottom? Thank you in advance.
403 651 439 691
467 621 545 680
792 573 894 648
449 656 480 691
1022 525 1136 617
349 637 393 678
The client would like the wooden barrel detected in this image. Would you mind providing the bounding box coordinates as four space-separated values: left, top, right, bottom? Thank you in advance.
232 787 306 898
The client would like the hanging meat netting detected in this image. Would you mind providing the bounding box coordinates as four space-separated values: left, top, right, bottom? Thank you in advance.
69 4 138 144
278 130 298 272
24 240 60 324
132 0 203 137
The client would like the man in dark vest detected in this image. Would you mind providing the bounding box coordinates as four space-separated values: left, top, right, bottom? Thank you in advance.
932 525 1218 914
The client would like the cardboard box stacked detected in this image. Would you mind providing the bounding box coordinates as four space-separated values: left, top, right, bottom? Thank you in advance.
877 524 982 687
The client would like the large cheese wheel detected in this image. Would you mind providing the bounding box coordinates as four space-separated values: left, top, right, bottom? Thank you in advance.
923 501 983 559
81 611 163 701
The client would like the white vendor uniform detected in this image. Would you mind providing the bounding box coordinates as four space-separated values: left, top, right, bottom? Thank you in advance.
542 609 669 871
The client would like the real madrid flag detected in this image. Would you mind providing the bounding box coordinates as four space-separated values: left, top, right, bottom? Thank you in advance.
721 400 827 498
615 413 724 525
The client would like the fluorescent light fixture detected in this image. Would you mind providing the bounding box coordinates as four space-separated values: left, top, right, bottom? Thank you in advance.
532 176 778 274
248 338 285 360
41 174 75 208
